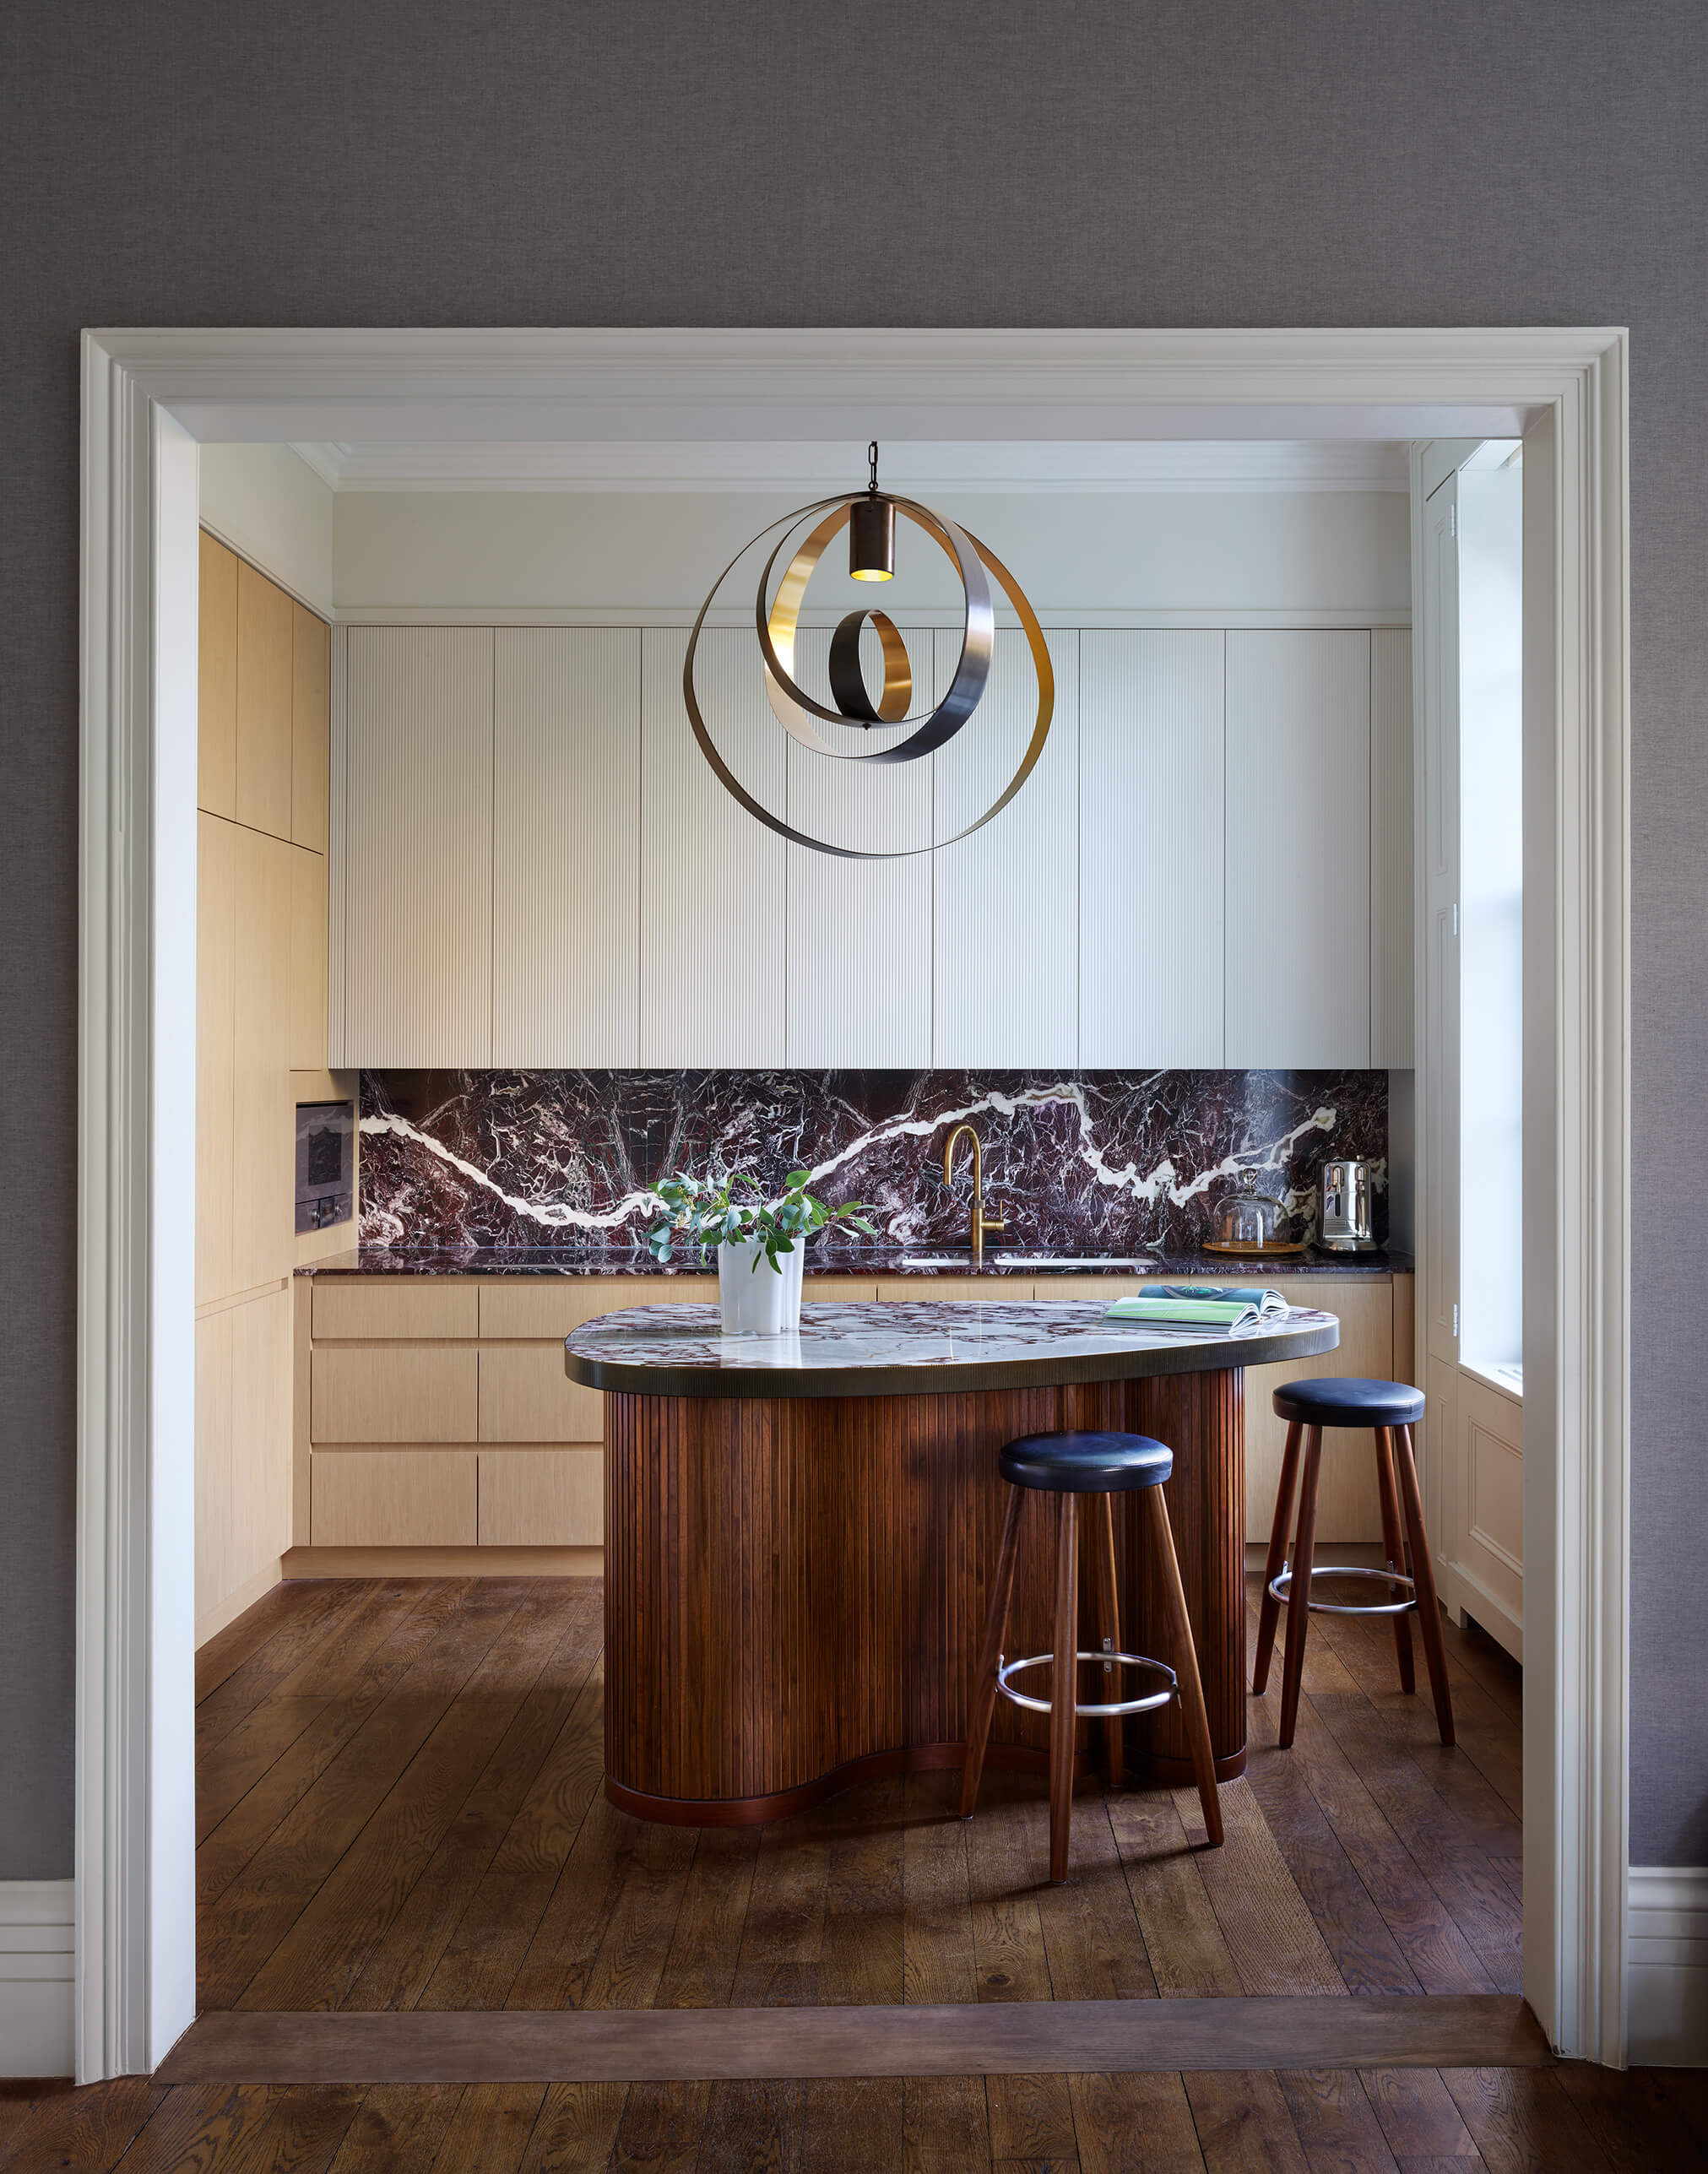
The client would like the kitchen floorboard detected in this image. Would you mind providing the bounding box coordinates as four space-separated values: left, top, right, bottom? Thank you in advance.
16 1576 1610 2174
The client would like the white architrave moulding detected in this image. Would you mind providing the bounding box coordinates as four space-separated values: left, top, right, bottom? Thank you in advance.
79 325 1629 2078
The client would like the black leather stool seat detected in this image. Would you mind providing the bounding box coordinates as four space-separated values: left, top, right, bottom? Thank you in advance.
998 1430 1173 1494
1272 1377 1425 1429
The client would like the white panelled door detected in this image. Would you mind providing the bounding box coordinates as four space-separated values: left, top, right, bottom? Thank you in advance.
1079 631 1225 1067
641 627 787 1066
343 626 495 1065
933 626 1077 1069
1224 630 1372 1069
492 629 640 1065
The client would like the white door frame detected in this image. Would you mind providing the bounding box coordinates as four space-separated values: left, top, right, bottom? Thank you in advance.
76 326 1629 2079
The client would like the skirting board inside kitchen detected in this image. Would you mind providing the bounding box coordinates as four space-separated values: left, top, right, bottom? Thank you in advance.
0 1881 74 2076
1628 1867 1708 2066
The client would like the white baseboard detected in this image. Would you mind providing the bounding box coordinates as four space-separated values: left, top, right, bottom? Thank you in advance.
1629 1867 1708 2066
0 1880 74 2077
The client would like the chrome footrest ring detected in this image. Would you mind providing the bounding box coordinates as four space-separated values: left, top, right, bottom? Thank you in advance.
995 1648 1176 1718
1268 1564 1417 1618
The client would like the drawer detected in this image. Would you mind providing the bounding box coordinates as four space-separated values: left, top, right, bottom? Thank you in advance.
477 1275 714 1340
478 1448 602 1546
874 1277 1030 1302
1032 1277 1146 1304
480 1343 602 1445
312 1343 478 1443
312 1277 478 1341
805 1277 876 1301
310 1448 476 1545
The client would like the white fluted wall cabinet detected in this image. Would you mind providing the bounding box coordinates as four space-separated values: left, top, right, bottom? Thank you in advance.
1079 630 1225 1067
1225 629 1373 1068
493 628 640 1065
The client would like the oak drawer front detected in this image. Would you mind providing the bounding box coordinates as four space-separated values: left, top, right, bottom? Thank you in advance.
312 1344 479 1443
478 1449 602 1546
311 1448 476 1545
480 1343 601 1444
477 1276 714 1341
312 1278 478 1341
874 1277 1033 1303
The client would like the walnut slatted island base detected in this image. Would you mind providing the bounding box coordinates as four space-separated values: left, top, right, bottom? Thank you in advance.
566 1298 1338 1824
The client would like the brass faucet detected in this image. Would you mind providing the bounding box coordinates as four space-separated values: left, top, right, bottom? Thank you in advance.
942 1122 1006 1269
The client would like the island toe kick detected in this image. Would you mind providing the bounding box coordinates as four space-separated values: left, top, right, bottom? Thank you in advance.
600 1371 1250 1824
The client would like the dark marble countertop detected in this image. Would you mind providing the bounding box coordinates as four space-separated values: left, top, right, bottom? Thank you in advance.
563 1297 1342 1399
296 1244 1407 1281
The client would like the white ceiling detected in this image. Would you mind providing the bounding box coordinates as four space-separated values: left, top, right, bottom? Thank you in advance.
290 437 1412 494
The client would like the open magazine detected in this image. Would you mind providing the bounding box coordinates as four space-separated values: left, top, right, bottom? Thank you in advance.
1103 1283 1292 1331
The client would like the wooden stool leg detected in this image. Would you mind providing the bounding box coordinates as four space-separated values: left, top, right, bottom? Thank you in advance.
1252 1420 1304 1694
1277 1425 1324 1749
1374 1426 1416 1694
1142 1485 1223 1847
1392 1423 1456 1746
1047 1493 1080 1885
1094 1492 1125 1789
960 1486 1027 1818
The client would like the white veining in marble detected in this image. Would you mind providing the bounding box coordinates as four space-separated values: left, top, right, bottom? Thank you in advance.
361 1080 1365 1238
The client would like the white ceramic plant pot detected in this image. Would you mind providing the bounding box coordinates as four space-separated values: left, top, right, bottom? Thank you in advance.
718 1235 804 1336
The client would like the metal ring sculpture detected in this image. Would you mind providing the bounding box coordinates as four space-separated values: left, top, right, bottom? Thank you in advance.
683 490 1055 860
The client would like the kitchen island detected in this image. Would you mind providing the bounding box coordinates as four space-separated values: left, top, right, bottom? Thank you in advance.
566 1296 1339 1825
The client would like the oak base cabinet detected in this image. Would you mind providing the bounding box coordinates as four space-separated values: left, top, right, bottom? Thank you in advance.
478 1449 603 1546
312 1449 477 1546
297 1269 1406 1556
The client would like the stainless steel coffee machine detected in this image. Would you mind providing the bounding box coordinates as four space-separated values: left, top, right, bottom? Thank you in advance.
1318 1157 1375 1251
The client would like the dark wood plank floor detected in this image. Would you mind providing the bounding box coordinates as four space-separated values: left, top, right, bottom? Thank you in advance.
8 2061 1707 2171
6 1575 1699 2170
188 1575 1531 2019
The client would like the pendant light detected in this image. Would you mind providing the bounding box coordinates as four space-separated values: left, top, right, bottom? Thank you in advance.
682 442 1054 860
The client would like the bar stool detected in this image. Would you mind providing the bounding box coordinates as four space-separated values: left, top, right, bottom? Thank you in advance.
1251 1378 1455 1749
959 1429 1224 1884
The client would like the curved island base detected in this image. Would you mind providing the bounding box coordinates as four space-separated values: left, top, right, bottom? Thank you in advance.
602 1371 1247 1823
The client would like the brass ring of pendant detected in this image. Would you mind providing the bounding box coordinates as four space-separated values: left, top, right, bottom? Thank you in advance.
682 494 1055 860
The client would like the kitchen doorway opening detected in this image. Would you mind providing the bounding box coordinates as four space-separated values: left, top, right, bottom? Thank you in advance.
75 328 1629 2082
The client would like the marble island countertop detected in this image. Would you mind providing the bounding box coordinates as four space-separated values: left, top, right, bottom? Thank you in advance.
564 1297 1342 1399
296 1244 1407 1280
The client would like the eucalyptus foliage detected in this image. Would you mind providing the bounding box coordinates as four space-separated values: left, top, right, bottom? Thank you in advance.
646 1168 877 1273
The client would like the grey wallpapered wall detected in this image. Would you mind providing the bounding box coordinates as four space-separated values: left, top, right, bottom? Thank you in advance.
3 1 1703 1878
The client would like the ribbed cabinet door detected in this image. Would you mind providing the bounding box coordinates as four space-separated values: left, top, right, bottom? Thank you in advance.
1225 629 1371 1066
933 626 1077 1066
493 628 640 1064
344 626 494 1065
641 627 787 1065
1079 630 1225 1066
785 626 932 1066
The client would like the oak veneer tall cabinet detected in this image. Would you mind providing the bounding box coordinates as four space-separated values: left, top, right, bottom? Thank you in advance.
196 532 350 1645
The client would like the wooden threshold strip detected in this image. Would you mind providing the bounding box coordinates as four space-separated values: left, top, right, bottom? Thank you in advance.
161 1996 1549 2085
